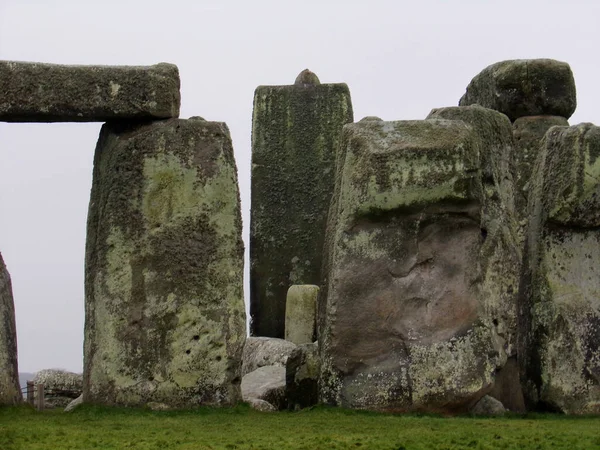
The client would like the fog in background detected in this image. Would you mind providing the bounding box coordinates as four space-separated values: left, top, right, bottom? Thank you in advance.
1 0 599 373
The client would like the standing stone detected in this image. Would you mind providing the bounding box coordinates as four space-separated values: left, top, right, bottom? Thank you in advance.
84 118 245 407
250 70 353 338
0 252 21 405
0 60 180 122
512 116 569 221
320 118 520 413
519 123 600 414
33 369 82 407
285 285 318 345
459 59 576 122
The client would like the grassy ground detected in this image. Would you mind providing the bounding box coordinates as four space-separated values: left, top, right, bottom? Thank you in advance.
1 404 599 450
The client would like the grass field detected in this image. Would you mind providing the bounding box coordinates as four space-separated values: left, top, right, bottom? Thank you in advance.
1 404 599 450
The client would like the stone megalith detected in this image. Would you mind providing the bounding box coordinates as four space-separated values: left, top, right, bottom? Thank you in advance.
459 59 576 122
519 123 600 414
0 252 21 405
285 285 318 345
0 60 180 122
319 117 520 413
250 70 353 338
84 118 245 407
512 116 570 223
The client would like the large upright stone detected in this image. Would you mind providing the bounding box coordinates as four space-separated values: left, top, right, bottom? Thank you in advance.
0 252 21 405
459 59 576 121
285 285 318 345
250 70 353 338
320 118 520 413
512 116 569 219
519 123 600 414
84 118 245 407
0 60 180 122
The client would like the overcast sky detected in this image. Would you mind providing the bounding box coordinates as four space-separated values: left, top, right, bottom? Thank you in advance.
1 0 599 373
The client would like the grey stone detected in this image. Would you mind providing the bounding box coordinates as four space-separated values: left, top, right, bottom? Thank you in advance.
459 59 576 121
0 60 180 122
470 395 507 416
286 342 319 410
247 398 276 412
519 123 600 414
512 116 569 224
285 285 318 345
0 252 21 405
241 365 286 410
488 357 526 413
34 369 82 407
250 74 353 337
242 337 297 376
64 394 83 412
84 118 246 407
319 118 520 413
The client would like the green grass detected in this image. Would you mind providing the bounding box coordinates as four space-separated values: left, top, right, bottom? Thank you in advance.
1 404 599 450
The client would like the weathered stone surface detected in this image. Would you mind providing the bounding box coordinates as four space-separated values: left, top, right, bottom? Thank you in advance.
285 285 318 345
64 394 83 412
487 357 526 413
470 395 506 416
250 72 353 337
286 342 319 410
241 365 286 410
519 123 600 414
320 117 520 412
84 118 246 407
0 60 180 122
242 337 297 377
34 369 82 407
0 252 21 405
459 59 576 121
512 116 569 222
247 398 276 412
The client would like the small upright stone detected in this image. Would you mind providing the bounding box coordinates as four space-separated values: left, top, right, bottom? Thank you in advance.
519 123 600 414
84 118 245 407
250 70 353 338
0 252 20 405
0 60 180 122
285 285 318 345
459 59 576 121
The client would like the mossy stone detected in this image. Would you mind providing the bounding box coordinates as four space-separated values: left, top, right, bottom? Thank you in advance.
0 252 21 405
250 79 353 338
84 118 245 407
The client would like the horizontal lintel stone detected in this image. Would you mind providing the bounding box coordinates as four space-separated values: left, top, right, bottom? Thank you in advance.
0 60 180 122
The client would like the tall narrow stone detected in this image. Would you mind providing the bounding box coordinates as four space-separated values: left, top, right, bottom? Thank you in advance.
285 285 318 345
84 118 245 407
319 118 520 412
250 70 353 338
0 60 180 122
0 252 21 405
519 123 600 414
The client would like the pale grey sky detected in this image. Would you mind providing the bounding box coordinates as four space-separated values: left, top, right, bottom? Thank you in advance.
1 0 599 373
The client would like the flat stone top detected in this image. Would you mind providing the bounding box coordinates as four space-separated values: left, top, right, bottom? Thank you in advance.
0 60 181 122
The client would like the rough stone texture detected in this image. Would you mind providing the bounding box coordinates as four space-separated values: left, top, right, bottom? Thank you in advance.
286 342 319 410
64 394 83 412
487 357 526 412
319 117 521 412
470 395 507 416
285 285 318 345
84 118 246 407
247 398 276 412
0 60 180 122
34 369 82 407
250 73 353 338
241 365 286 410
241 337 297 377
0 252 21 405
519 123 600 414
459 59 576 122
512 116 569 225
